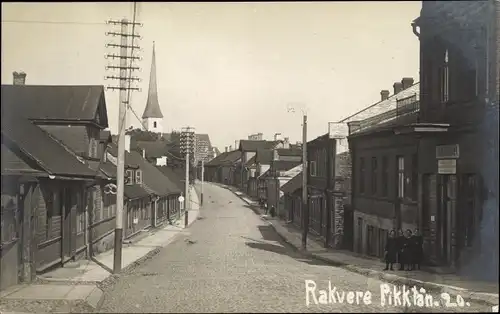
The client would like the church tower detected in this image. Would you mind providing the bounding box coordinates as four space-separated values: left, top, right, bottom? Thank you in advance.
142 42 164 134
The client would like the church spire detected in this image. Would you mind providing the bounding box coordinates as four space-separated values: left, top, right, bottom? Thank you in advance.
142 41 163 119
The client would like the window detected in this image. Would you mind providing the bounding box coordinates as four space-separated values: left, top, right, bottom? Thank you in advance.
77 192 85 234
367 225 375 256
153 121 157 128
382 157 389 197
359 157 365 194
1 193 18 244
135 170 143 184
397 156 405 199
378 228 388 258
371 157 378 195
463 175 477 247
411 153 418 200
440 49 449 103
126 169 134 185
93 188 102 222
310 161 317 177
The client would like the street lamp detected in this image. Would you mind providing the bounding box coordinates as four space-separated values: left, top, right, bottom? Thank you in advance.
287 103 309 251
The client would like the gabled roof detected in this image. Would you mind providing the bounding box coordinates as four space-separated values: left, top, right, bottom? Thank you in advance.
221 150 241 165
156 166 184 191
205 151 229 166
273 160 302 172
340 82 420 124
127 150 182 196
255 149 273 164
125 185 150 200
99 160 117 179
108 142 181 196
1 110 96 178
277 148 302 157
281 172 303 194
1 84 108 127
107 143 141 168
348 111 420 138
1 143 47 176
135 140 169 159
245 155 257 166
239 140 278 152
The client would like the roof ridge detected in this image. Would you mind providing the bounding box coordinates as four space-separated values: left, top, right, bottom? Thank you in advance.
339 81 420 123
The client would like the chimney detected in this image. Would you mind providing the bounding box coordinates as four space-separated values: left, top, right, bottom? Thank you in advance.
229 145 232 151
124 134 131 152
257 133 263 140
225 147 228 153
401 77 414 90
283 137 290 149
13 71 26 85
142 149 146 159
380 90 390 101
393 82 403 95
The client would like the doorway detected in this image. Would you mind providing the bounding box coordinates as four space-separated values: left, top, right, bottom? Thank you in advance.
437 174 456 265
357 217 363 253
61 188 72 261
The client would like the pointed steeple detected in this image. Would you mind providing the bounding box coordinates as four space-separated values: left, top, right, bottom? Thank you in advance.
142 42 164 119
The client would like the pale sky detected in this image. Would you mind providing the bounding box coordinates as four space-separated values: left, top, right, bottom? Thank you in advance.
1 2 421 150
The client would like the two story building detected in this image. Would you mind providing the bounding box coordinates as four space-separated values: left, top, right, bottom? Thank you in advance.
237 140 280 191
1 76 117 290
411 0 499 278
347 78 421 259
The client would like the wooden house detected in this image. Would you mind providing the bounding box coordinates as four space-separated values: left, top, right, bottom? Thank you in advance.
1 111 97 290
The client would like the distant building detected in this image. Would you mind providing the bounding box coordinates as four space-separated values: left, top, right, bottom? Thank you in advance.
248 133 263 141
142 42 164 134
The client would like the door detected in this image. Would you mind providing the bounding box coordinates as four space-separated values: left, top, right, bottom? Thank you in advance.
62 188 72 261
0 183 22 290
357 217 363 253
437 175 456 265
343 204 354 251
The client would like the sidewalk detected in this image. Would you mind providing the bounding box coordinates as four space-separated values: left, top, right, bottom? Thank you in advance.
0 185 201 314
219 183 499 307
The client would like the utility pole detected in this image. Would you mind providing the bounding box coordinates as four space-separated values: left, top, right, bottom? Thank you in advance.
105 16 142 274
181 127 195 228
201 158 205 206
301 114 308 251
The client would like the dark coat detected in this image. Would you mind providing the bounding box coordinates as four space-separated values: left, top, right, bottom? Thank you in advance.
385 237 398 263
411 235 423 263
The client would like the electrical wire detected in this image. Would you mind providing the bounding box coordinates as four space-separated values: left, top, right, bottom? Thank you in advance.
1 19 106 25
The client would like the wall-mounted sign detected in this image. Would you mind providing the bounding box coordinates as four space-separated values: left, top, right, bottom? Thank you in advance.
438 159 457 174
436 144 460 159
328 122 349 139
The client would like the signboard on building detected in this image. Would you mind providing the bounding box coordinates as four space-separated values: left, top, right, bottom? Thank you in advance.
436 144 460 159
438 159 457 174
328 122 349 139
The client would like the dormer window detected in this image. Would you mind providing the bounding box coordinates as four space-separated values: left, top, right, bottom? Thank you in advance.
125 169 134 185
135 170 143 184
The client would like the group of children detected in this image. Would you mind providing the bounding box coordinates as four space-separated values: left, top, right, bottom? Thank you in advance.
384 229 423 271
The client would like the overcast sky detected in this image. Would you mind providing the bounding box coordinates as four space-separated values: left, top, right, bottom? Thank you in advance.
1 2 421 150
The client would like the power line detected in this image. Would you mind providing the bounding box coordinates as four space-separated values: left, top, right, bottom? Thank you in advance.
1 19 106 25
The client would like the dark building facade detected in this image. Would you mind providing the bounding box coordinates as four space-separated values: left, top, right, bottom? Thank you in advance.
306 134 338 248
412 0 499 278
